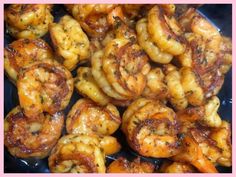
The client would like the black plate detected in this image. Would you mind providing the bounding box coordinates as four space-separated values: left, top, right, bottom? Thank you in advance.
4 4 232 173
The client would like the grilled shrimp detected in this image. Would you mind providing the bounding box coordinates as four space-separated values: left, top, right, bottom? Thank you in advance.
178 8 230 98
159 161 196 173
48 134 120 173
172 135 218 173
136 18 173 64
102 38 150 99
5 4 53 39
122 98 180 158
4 38 53 83
17 60 74 118
74 67 110 106
142 67 168 100
164 64 205 110
91 38 150 101
49 15 90 71
65 4 117 38
164 64 188 110
4 106 64 158
107 157 154 173
177 96 222 128
66 98 121 136
147 5 185 55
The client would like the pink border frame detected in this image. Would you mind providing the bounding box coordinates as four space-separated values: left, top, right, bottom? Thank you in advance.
0 0 235 176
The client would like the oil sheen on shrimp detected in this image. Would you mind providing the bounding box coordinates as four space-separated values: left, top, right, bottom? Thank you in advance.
49 15 90 71
142 67 168 100
122 98 180 158
48 134 121 173
178 8 231 98
172 135 218 173
147 5 186 56
107 157 155 173
65 4 117 38
74 67 111 106
4 38 53 82
4 106 64 159
17 60 74 118
136 18 173 64
95 38 150 100
5 4 53 39
66 98 121 136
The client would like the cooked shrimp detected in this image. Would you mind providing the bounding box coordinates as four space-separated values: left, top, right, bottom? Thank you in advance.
164 64 188 110
4 106 64 159
159 161 196 173
177 96 222 128
142 67 168 100
66 98 121 136
122 98 180 158
48 134 121 173
5 4 53 39
65 4 117 38
48 134 106 173
102 38 150 99
164 64 204 110
178 8 228 98
92 37 150 101
148 6 185 55
91 50 127 101
4 38 53 83
172 135 218 173
49 15 90 71
17 60 74 118
107 157 154 173
180 67 204 106
136 18 173 64
74 67 110 106
210 121 232 167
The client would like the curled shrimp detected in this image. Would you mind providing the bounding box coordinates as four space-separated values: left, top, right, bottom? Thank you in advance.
164 64 188 110
4 106 64 158
102 38 150 99
74 67 110 106
107 157 154 173
178 8 229 98
147 5 186 55
142 67 168 100
5 4 53 39
122 98 180 158
177 96 222 128
92 37 150 101
164 64 204 110
17 60 74 118
4 38 53 83
66 98 121 136
172 135 218 173
48 134 106 173
65 4 117 38
159 161 196 173
136 18 173 64
48 134 120 173
49 15 90 71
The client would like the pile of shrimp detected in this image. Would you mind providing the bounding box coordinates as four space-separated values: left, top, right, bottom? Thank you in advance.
4 4 232 173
